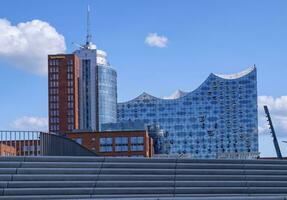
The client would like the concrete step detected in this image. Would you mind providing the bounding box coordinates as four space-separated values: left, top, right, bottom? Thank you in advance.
176 175 287 181
1 195 287 200
0 194 91 200
0 169 16 174
2 161 287 171
11 174 100 181
5 180 287 188
4 186 287 196
90 195 287 200
2 156 287 165
17 168 100 174
97 181 287 188
0 162 21 168
90 194 287 199
3 174 287 182
6 181 96 188
21 162 102 168
1 156 287 199
3 187 94 196
91 187 287 195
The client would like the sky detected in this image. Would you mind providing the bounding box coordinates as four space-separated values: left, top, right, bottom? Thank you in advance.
0 0 287 157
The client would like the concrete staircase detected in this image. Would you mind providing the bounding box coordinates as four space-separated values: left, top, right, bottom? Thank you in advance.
0 156 287 199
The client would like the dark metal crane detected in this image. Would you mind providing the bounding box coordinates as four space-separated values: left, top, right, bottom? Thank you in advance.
263 105 283 159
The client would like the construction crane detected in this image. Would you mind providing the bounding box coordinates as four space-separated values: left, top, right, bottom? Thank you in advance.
263 105 283 159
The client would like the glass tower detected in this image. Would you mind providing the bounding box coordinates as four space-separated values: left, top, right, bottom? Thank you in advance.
117 67 258 159
74 7 117 131
74 47 117 131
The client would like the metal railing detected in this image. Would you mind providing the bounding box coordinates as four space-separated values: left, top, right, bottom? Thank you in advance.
0 131 96 157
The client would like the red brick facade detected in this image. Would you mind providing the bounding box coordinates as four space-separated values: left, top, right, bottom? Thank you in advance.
65 130 154 157
48 54 80 133
0 143 17 156
1 140 40 156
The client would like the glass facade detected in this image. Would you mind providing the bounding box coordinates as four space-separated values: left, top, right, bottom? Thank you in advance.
117 67 258 159
74 47 117 131
98 65 117 129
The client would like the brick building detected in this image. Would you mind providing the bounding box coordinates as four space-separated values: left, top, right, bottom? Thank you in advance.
48 54 80 133
65 130 153 157
0 143 16 156
1 140 40 156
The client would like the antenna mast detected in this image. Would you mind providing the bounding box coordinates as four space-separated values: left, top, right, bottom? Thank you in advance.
86 5 92 45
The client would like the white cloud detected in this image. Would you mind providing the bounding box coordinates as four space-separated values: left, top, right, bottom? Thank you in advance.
253 96 287 157
145 33 168 48
258 96 287 137
0 18 66 75
10 116 48 131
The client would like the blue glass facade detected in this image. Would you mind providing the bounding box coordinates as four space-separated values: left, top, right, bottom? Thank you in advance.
98 65 117 130
117 67 258 158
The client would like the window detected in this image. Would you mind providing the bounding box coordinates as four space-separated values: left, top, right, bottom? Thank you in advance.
67 73 73 80
100 146 112 152
131 137 144 144
100 137 113 145
68 124 74 130
68 102 74 109
115 145 128 152
67 117 74 123
131 144 144 151
68 95 74 101
130 136 144 151
68 88 74 94
115 137 128 145
67 60 73 65
99 137 113 152
68 81 73 87
114 137 128 152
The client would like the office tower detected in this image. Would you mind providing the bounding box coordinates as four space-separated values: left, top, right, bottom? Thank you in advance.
48 54 80 133
117 67 258 159
74 7 117 131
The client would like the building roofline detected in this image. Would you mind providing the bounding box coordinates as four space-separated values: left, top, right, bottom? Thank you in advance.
118 66 256 104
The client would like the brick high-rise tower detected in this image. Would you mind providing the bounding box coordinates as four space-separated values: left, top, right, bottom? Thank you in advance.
48 54 80 133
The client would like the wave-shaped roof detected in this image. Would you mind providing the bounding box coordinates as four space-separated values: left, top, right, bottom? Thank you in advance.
119 66 256 103
213 66 255 79
163 89 188 100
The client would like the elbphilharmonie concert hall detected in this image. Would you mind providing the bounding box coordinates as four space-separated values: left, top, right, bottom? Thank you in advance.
117 67 258 158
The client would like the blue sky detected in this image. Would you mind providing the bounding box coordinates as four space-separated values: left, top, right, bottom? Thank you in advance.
0 0 287 156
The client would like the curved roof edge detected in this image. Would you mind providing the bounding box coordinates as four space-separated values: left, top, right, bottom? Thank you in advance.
118 66 256 104
213 66 256 80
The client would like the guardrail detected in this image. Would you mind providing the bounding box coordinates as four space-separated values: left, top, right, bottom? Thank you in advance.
0 131 96 157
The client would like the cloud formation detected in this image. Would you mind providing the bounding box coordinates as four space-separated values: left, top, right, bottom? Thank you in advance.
258 96 287 137
10 116 48 131
145 33 168 48
0 18 66 75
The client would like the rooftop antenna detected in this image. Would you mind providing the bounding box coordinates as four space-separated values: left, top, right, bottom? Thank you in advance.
86 5 92 45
